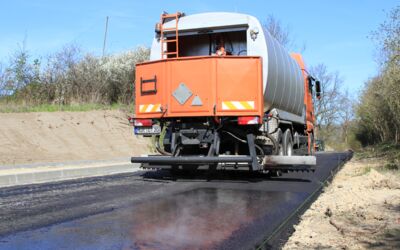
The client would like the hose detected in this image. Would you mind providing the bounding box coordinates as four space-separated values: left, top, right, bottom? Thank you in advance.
222 130 264 156
155 135 172 156
265 132 279 155
237 49 247 55
255 144 265 156
222 130 246 143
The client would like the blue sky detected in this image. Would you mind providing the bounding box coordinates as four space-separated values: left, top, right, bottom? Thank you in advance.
0 0 397 94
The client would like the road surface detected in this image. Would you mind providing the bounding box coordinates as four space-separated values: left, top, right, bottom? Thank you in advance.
0 152 352 249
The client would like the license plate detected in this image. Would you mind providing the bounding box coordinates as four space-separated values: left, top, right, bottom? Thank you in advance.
134 125 161 135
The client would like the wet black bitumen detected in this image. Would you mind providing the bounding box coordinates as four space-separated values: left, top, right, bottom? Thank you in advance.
0 152 352 250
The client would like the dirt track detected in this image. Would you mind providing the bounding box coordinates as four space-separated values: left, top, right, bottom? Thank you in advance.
0 110 150 165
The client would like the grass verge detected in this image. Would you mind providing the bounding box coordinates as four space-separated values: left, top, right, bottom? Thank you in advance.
354 143 400 176
355 143 400 161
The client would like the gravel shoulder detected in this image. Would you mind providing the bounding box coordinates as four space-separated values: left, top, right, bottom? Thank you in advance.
283 156 400 249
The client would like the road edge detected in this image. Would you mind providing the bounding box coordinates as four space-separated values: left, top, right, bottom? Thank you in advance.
0 162 141 188
256 151 354 249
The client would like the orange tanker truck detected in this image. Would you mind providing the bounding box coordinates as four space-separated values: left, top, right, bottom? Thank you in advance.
130 12 321 173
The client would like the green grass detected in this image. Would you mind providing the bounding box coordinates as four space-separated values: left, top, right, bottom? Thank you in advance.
361 166 373 175
353 143 400 176
355 143 400 160
352 165 373 177
383 162 399 171
0 103 132 113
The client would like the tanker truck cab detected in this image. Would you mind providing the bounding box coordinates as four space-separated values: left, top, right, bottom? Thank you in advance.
131 12 319 173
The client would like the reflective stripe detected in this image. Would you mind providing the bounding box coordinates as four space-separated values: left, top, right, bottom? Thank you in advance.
139 104 162 113
222 101 255 110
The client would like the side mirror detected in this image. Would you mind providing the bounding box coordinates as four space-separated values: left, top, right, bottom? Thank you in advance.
308 76 313 93
315 81 321 99
155 22 161 33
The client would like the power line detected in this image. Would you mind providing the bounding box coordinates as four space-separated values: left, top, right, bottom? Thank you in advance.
102 16 109 57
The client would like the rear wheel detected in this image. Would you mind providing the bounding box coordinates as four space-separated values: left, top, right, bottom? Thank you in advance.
283 129 293 156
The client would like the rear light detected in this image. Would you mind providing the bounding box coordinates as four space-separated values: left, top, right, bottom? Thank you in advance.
128 116 134 125
134 119 153 127
238 116 260 125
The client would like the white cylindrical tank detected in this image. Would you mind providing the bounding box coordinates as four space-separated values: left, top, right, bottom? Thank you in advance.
262 28 305 116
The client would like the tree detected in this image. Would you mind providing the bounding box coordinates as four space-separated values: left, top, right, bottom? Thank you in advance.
354 6 400 145
370 6 400 66
4 47 33 95
309 63 344 130
0 63 4 94
339 90 355 144
42 44 82 104
264 15 292 49
263 14 306 52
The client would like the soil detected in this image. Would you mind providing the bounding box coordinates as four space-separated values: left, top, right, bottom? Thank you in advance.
283 158 400 250
0 110 150 165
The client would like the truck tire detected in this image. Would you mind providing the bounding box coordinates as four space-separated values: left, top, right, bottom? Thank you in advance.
283 129 293 156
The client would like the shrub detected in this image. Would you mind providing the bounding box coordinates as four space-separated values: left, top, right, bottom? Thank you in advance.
0 45 150 106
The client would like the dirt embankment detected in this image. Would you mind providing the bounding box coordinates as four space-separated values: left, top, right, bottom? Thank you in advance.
284 158 400 249
0 110 150 165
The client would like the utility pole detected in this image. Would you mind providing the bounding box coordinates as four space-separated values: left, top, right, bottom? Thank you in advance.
102 16 109 57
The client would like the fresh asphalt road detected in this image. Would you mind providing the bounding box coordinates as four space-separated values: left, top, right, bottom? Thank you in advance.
0 152 352 250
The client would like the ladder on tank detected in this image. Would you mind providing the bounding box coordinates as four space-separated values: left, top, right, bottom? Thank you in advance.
160 12 182 59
